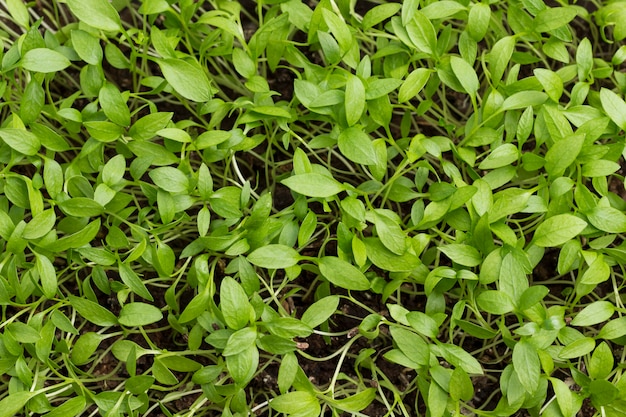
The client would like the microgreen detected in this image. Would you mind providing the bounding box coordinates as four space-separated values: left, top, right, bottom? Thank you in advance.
1 0 626 416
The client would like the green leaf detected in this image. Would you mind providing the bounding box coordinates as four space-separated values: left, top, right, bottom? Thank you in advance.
84 121 123 142
298 210 317 246
406 311 439 339
197 163 213 200
59 198 105 218
20 48 71 73
337 127 377 165
281 173 345 198
157 58 213 102
249 105 292 119
401 0 420 25
518 285 549 311
373 211 406 255
533 6 577 33
41 396 86 417
152 358 179 385
559 337 596 359
66 0 121 31
318 256 370 291
21 79 44 125
580 255 611 286
277 352 298 393
34 123 70 152
68 295 118 326
389 326 429 366
99 82 131 126
421 1 467 19
226 345 258 385
582 160 620 177
6 0 29 28
118 263 153 301
125 375 155 396
478 143 519 170
102 154 126 186
436 343 483 375
533 214 587 247
571 301 615 327
220 277 253 330
600 88 626 130
476 290 515 314
0 128 40 155
450 56 479 99
439 244 482 267
533 68 563 102
0 392 35 417
118 303 163 327
223 327 257 356
71 30 102 65
362 3 402 29
544 133 584 177
325 388 377 413
71 332 104 365
264 317 312 339
321 8 352 54
598 316 626 340
129 112 173 141
406 11 437 55
364 237 421 272
50 310 79 335
178 288 210 324
149 167 189 193
232 48 256 78
23 208 55 240
271 391 320 417
467 3 491 41
489 188 532 222
489 36 515 86
588 342 614 380
53 219 101 252
301 295 339 328
345 74 365 126
589 380 620 408
449 368 474 401
455 320 497 339
7 322 41 343
398 68 430 102
550 378 574 417
513 340 540 393
428 380 448 417
502 91 548 111
36 253 57 298
248 244 300 269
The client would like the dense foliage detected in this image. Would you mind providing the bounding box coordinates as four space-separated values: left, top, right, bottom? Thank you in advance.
1 0 626 416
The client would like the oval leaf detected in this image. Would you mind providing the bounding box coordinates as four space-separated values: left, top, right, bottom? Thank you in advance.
345 74 365 126
21 48 71 73
158 58 213 102
68 295 118 326
533 214 587 247
248 244 300 269
586 206 626 233
301 295 340 328
66 0 121 32
281 173 345 198
0 128 40 155
118 302 163 327
338 127 377 165
318 256 370 291
149 167 189 193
